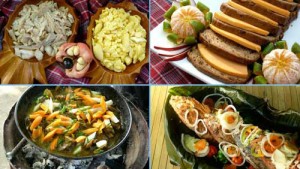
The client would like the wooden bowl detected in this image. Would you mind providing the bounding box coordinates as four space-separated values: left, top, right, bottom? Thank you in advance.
0 0 79 84
86 0 149 84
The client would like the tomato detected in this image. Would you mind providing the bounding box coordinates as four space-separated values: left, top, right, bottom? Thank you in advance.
203 98 214 109
232 156 243 165
224 164 237 169
248 165 255 169
207 145 218 157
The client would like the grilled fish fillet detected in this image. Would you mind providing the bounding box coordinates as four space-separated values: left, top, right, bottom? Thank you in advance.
169 95 235 143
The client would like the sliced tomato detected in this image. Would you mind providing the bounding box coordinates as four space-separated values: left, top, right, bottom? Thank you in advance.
207 145 217 157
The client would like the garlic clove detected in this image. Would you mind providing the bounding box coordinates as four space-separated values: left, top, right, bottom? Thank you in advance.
77 57 86 65
76 62 85 71
73 46 80 56
67 46 74 56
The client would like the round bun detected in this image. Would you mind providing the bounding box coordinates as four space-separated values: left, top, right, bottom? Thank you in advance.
263 49 300 84
170 6 205 39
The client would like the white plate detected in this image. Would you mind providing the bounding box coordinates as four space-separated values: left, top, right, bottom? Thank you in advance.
150 0 300 84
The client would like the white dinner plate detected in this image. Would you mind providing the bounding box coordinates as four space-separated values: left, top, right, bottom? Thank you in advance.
150 0 300 84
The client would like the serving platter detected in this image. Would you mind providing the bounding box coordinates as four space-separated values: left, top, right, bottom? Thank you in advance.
150 0 300 84
0 0 79 84
86 0 149 84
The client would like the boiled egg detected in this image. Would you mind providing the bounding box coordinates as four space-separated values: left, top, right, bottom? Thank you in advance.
194 139 209 157
219 111 239 130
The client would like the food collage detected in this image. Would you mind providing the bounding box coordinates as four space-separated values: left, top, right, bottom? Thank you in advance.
0 0 299 169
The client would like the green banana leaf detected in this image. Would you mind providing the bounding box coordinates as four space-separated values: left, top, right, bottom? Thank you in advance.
165 86 300 169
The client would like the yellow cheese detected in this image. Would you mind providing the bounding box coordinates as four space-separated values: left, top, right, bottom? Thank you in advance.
228 1 278 26
214 12 269 36
210 24 261 52
252 0 290 17
198 44 249 78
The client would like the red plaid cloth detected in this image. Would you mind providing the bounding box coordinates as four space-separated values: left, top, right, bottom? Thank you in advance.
150 0 204 84
0 0 149 84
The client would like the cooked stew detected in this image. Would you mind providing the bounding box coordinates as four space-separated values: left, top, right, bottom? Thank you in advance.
26 87 122 157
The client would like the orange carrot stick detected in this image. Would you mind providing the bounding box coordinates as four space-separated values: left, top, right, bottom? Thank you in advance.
30 116 43 131
50 137 59 150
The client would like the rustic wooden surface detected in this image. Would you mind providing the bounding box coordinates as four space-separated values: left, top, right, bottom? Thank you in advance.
150 86 300 169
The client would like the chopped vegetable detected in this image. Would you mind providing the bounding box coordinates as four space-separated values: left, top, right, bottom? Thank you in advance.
163 21 172 33
232 156 243 165
262 42 274 55
189 20 205 34
30 116 43 131
253 62 262 76
164 6 177 21
184 36 197 45
224 164 237 169
73 145 82 155
196 1 209 14
27 88 122 156
167 33 181 44
275 40 288 49
216 150 228 164
291 42 300 57
180 0 190 6
205 12 213 25
181 134 198 153
96 140 107 148
254 76 268 84
207 145 218 157
50 137 59 151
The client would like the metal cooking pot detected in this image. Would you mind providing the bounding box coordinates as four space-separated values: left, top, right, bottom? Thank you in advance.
14 86 132 159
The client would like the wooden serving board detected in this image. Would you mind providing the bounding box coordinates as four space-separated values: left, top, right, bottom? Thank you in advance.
0 0 79 84
86 0 149 84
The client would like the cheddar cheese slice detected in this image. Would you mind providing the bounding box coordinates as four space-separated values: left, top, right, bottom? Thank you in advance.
252 0 290 17
210 24 261 52
198 44 249 78
228 0 278 26
214 12 269 36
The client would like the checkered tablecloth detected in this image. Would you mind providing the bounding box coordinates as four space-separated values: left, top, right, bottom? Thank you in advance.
150 0 203 84
0 0 149 84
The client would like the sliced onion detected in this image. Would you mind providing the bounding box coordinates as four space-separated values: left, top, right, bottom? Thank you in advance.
224 105 237 113
222 120 244 136
201 93 227 104
184 108 198 127
266 133 285 149
260 136 273 157
222 127 235 136
215 96 233 108
240 125 258 146
219 141 246 166
223 144 239 158
194 119 207 136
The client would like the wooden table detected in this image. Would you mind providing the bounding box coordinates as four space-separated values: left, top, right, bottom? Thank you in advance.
150 86 300 169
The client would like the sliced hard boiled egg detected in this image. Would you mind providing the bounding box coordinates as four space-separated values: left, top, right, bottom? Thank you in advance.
194 139 209 157
219 111 239 130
